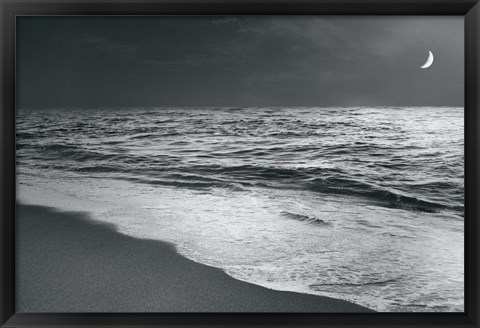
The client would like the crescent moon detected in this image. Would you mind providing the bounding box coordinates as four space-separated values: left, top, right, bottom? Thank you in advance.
421 51 434 69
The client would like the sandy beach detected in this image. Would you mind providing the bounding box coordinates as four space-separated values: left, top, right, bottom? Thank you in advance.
16 204 372 312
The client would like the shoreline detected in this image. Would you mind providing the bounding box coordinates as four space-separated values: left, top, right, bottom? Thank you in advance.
16 203 373 312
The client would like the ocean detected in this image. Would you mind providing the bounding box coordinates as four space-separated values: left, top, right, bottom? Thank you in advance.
16 106 464 312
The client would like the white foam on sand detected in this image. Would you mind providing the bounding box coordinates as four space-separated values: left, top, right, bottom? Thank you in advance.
17 173 464 312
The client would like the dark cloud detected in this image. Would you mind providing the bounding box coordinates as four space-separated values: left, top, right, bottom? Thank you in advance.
211 17 238 25
83 36 137 59
16 16 463 108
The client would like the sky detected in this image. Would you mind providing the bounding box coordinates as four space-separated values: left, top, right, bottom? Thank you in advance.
16 16 464 108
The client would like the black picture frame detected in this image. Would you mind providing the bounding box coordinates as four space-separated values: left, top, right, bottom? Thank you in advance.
1 0 479 327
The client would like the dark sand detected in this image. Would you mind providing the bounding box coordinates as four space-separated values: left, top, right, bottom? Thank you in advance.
16 204 373 312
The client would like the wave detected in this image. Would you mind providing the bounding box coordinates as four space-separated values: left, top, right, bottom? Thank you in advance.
307 177 462 213
19 142 463 214
309 277 400 289
280 211 331 226
16 131 38 139
39 144 122 162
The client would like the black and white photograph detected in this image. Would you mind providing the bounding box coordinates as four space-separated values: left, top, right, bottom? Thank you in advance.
15 15 464 313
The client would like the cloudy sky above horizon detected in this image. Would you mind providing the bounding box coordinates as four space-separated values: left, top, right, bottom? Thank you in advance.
17 16 463 108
